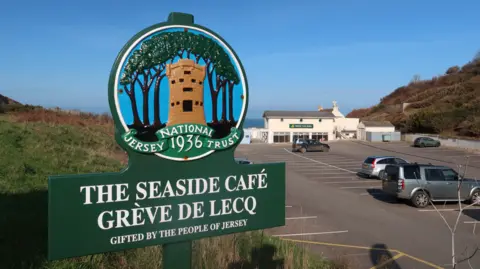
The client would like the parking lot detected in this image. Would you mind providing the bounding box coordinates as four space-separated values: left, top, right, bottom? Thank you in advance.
235 140 480 269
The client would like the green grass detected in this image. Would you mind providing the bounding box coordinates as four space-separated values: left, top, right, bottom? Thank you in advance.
0 116 340 269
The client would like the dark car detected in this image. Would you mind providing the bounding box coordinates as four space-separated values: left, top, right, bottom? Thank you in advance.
235 157 254 164
413 137 441 148
292 139 330 153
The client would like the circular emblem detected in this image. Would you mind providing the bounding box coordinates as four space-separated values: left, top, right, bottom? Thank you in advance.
110 25 247 161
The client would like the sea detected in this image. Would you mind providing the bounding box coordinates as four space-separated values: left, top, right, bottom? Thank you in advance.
244 118 264 128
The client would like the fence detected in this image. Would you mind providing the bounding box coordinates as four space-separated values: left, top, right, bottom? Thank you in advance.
403 133 480 151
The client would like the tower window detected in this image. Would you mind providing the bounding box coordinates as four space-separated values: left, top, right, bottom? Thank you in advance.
199 81 203 85
184 71 191 75
195 101 199 105
281 118 284 122
299 119 303 122
176 101 180 105
171 102 174 107
171 80 175 84
179 78 184 82
183 100 193 112
191 79 196 83
183 87 193 92
200 102 203 106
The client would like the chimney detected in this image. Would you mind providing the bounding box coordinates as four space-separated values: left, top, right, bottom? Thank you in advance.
318 105 323 111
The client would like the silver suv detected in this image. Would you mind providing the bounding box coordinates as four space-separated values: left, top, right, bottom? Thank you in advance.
381 163 480 208
360 156 409 178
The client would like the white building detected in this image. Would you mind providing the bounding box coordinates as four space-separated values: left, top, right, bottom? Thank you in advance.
254 101 360 144
357 121 396 141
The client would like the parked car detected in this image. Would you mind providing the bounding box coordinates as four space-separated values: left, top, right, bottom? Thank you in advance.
235 157 254 164
413 137 441 148
292 139 330 153
359 156 409 178
381 163 480 208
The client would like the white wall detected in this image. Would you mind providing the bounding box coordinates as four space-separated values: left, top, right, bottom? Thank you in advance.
365 126 395 133
334 118 359 132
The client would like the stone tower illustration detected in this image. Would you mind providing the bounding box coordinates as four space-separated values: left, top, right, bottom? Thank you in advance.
166 59 207 126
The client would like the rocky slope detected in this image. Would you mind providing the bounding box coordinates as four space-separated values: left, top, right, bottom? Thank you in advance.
347 59 480 138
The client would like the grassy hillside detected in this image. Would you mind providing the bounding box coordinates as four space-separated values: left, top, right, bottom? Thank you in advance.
346 59 480 139
0 106 342 269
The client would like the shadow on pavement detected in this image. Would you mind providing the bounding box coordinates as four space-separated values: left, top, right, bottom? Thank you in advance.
462 208 480 221
367 189 401 204
370 243 402 269
0 190 48 269
228 244 284 269
356 172 379 179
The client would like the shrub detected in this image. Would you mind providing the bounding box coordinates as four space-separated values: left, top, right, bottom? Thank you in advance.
446 66 460 74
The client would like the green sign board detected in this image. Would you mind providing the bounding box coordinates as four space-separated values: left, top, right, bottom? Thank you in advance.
47 12 286 268
289 124 314 128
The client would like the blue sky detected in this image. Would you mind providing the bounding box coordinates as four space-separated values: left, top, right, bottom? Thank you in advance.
1 0 479 118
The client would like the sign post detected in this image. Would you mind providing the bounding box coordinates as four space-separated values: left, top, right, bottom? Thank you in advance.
47 12 286 269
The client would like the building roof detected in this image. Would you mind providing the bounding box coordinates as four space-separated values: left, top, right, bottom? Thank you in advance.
361 121 394 127
263 110 336 118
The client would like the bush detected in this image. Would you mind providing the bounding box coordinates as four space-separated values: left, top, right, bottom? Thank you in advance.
446 65 460 74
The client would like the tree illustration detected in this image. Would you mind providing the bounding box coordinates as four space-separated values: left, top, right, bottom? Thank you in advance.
119 31 240 134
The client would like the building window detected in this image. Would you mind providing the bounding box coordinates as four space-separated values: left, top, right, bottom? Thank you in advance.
273 132 290 143
299 118 303 122
183 100 193 112
292 132 309 142
312 132 328 141
318 119 322 122
280 118 284 122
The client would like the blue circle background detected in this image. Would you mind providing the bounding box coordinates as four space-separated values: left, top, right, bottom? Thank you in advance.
116 27 245 127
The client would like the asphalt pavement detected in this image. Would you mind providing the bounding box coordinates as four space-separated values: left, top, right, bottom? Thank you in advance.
235 140 480 269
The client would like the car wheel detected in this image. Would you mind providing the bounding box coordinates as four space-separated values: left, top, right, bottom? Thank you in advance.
411 190 430 208
300 147 306 153
323 147 330 152
469 189 480 205
378 170 385 180
420 143 425 148
436 142 440 147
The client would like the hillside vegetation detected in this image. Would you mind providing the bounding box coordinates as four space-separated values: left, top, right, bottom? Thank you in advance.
347 59 480 139
0 104 343 269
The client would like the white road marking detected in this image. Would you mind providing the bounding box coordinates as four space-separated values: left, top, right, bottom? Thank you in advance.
302 172 351 175
325 180 379 184
286 216 318 220
272 230 349 237
340 186 380 189
283 148 357 174
296 167 359 171
285 206 292 208
418 209 455 212
464 221 480 224
314 176 358 180
419 208 480 212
